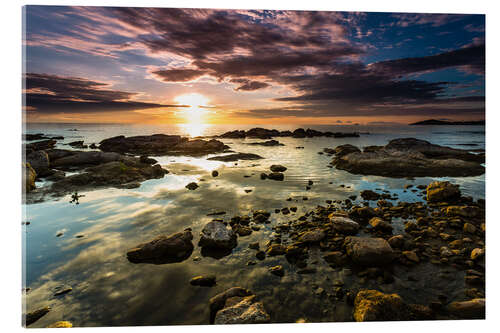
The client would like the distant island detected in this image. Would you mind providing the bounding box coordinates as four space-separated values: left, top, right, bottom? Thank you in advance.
409 119 485 126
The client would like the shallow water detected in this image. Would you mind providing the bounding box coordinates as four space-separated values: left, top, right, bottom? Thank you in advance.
22 123 485 326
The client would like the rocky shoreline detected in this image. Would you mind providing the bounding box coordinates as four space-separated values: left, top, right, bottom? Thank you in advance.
22 130 485 326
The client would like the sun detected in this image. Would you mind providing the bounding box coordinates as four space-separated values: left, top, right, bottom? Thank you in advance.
174 93 212 136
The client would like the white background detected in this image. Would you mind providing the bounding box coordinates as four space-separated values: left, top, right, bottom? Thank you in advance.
1 0 497 332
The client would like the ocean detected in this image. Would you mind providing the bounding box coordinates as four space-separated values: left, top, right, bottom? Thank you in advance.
22 123 485 326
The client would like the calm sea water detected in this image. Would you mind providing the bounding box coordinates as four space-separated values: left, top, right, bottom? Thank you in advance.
22 123 485 326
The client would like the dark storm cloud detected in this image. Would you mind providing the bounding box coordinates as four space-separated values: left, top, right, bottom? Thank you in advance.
368 44 485 76
151 68 208 82
229 79 270 91
24 73 186 113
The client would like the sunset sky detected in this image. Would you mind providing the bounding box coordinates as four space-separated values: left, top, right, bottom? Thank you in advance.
23 6 485 125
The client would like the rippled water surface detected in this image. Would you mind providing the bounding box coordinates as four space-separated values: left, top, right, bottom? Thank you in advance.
22 123 485 326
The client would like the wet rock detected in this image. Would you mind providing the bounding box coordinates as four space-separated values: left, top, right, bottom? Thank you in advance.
444 205 480 218
212 170 219 177
45 170 66 181
402 250 419 263
270 164 287 172
426 181 461 202
267 172 284 181
360 190 380 201
25 139 57 152
463 223 477 234
68 140 87 148
269 265 284 277
470 248 485 261
369 217 393 233
26 150 50 176
99 134 227 155
190 275 216 287
126 229 194 264
447 298 485 319
54 287 72 296
260 173 267 180
23 163 36 193
207 153 263 162
249 242 260 250
256 251 266 260
49 159 167 197
349 206 378 221
46 321 73 328
186 182 199 190
331 139 484 177
353 290 410 321
344 237 395 266
330 215 360 235
323 251 347 265
209 287 253 323
139 155 157 165
266 244 286 256
248 140 284 146
233 225 252 236
25 306 51 326
388 235 405 248
199 221 237 250
50 150 123 168
213 295 271 324
299 229 325 243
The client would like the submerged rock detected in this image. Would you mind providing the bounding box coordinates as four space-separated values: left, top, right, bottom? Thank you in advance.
46 321 73 328
344 237 394 266
209 287 253 322
185 182 199 190
25 306 51 326
247 140 284 146
199 221 237 250
270 164 287 172
207 153 263 162
190 275 216 287
267 172 284 181
330 138 484 177
126 229 194 264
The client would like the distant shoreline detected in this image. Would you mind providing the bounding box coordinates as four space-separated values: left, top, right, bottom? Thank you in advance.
410 119 485 126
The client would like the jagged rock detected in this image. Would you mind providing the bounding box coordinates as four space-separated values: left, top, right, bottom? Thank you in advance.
212 291 270 324
126 229 194 264
26 150 50 176
199 221 237 250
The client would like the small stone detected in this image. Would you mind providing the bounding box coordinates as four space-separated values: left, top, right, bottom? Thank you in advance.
212 170 219 177
190 275 216 287
269 265 284 277
186 182 199 190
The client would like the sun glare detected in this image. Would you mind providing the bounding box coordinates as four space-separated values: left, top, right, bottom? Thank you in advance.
175 93 211 124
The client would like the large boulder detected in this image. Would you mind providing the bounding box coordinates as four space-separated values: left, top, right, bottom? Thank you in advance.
199 221 237 250
126 229 194 264
344 237 394 266
426 181 461 202
298 229 325 243
24 306 51 326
